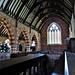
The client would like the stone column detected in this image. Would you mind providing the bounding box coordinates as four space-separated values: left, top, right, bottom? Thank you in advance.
14 20 18 51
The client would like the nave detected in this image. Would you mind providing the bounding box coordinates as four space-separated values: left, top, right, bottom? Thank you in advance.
0 0 75 75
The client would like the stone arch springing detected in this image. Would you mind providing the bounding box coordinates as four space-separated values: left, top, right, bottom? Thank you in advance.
0 17 15 53
17 30 30 52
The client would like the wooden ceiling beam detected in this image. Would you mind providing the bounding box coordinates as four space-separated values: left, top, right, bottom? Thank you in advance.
3 0 10 11
38 14 70 32
29 4 42 27
0 26 4 33
33 2 48 28
23 0 36 23
31 6 71 30
34 12 48 28
34 0 72 13
15 0 29 19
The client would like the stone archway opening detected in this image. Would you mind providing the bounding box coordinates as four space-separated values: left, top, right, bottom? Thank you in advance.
18 32 26 52
18 31 30 52
31 35 38 51
0 18 14 53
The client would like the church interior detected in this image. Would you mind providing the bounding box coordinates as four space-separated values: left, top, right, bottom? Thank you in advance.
0 0 75 75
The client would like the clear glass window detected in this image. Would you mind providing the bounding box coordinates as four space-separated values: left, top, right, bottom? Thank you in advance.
47 22 62 45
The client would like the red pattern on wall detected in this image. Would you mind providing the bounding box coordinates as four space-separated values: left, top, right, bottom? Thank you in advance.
0 12 40 53
17 30 30 51
0 17 15 53
23 31 30 51
41 17 69 52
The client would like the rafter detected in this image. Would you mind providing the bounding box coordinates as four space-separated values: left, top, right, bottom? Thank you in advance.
34 12 48 28
0 26 4 33
30 6 71 29
33 2 48 28
23 0 37 23
3 1 10 11
0 0 74 33
34 0 72 13
29 4 42 27
23 0 72 26
38 14 70 32
15 0 29 19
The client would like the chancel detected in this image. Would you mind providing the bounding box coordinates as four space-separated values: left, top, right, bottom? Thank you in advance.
0 0 75 75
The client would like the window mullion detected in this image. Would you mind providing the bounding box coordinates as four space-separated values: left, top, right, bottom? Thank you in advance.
52 31 53 44
53 31 54 44
57 30 59 44
51 31 52 44
58 30 59 44
59 30 61 44
50 31 51 44
56 30 57 44
48 23 61 45
55 30 56 44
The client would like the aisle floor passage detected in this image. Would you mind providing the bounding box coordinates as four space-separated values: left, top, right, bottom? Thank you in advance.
51 54 64 75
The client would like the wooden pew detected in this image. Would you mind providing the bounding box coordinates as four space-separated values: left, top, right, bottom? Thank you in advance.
0 54 47 75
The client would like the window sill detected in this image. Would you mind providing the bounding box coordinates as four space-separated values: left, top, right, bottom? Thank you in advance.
47 44 62 45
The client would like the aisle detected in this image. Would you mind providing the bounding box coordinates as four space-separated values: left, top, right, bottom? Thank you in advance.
51 54 64 75
67 52 75 75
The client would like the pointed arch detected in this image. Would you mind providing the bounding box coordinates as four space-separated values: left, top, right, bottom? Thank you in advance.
32 35 38 46
17 30 30 52
0 17 15 53
31 35 38 51
47 22 62 45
